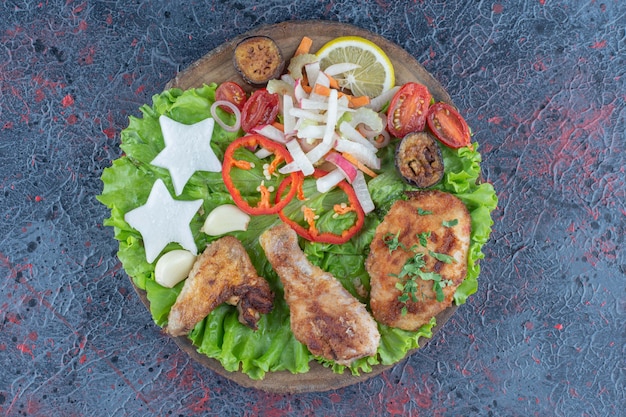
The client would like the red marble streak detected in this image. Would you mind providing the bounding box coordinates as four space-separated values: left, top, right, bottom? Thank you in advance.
0 252 158 414
590 40 607 49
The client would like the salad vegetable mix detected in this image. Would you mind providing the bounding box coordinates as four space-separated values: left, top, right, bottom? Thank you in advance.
98 35 497 380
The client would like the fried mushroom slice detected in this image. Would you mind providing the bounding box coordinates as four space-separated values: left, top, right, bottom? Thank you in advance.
166 236 273 337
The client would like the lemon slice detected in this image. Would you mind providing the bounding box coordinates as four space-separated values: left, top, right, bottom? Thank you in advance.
316 36 395 98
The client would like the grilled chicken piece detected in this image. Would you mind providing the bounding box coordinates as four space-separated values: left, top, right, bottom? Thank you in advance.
166 236 273 337
366 190 471 331
260 223 380 366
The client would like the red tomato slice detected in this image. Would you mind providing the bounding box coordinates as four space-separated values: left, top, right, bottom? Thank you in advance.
240 89 279 132
215 81 247 113
427 102 471 148
386 82 432 138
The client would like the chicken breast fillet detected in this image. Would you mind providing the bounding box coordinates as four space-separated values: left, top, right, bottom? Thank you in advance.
166 236 273 337
366 190 471 331
260 223 380 366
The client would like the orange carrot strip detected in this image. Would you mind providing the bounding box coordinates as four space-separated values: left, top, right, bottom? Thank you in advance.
333 203 356 215
294 36 313 56
272 121 284 131
302 206 319 234
302 84 312 94
327 74 340 90
342 152 378 178
233 159 253 170
346 95 370 108
267 154 284 176
311 84 371 108
257 183 271 209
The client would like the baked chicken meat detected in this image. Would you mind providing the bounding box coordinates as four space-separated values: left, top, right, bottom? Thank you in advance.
260 223 380 366
366 190 471 331
166 236 273 337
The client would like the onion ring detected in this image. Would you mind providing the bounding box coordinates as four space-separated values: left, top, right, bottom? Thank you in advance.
210 100 241 132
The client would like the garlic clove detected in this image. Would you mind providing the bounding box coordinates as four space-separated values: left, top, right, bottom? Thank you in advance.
155 250 197 288
201 204 251 236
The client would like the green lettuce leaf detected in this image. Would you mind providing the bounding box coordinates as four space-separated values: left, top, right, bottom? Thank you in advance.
97 85 498 380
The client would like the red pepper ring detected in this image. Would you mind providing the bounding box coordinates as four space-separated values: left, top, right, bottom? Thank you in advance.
275 169 365 244
222 134 303 215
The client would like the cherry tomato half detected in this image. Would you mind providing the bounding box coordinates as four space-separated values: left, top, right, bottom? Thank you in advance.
427 102 471 149
240 88 280 133
386 82 432 138
215 81 247 113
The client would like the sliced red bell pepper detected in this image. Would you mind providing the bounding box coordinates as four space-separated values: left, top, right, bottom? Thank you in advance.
275 169 365 244
222 134 302 215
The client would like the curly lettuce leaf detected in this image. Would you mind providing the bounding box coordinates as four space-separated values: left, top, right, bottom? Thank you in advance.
98 85 498 380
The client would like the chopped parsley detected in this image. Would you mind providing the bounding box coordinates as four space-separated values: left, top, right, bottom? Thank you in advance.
383 231 406 253
385 228 456 315
417 207 433 215
442 218 458 228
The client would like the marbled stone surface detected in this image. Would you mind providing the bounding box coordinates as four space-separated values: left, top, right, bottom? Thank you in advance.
1 1 624 416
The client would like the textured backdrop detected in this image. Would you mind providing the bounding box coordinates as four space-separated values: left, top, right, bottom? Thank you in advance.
1 1 624 416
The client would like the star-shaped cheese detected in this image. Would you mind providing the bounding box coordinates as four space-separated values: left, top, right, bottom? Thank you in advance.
151 115 221 196
124 179 203 263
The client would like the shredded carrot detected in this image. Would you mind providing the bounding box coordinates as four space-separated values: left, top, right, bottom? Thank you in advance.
345 94 370 108
294 36 313 56
302 84 313 94
296 177 306 201
302 206 319 234
341 152 378 178
333 203 356 215
272 121 284 131
257 183 272 209
232 159 253 170
266 154 283 176
327 74 340 90
311 84 370 108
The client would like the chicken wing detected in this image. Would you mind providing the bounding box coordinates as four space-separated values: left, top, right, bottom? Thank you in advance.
166 236 273 337
259 223 380 366
366 190 471 331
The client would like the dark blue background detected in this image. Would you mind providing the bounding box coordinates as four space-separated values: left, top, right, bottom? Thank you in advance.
1 1 623 415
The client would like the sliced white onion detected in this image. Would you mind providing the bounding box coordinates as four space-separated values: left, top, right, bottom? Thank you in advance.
255 147 273 159
334 138 381 169
294 78 309 103
304 61 321 85
285 139 314 176
367 85 400 112
306 89 339 164
210 100 241 132
339 121 378 153
316 169 345 193
323 62 361 76
252 124 286 143
289 108 327 123
325 151 357 183
297 124 326 140
299 98 353 113
283 94 296 135
352 171 375 214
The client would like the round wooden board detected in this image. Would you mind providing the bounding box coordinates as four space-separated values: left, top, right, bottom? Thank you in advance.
136 20 459 394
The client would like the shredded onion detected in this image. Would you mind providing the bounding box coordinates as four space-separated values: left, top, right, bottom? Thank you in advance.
325 151 357 183
316 169 345 193
210 100 241 132
285 139 314 176
352 171 375 214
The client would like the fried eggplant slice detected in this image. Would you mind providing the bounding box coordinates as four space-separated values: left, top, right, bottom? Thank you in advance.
366 190 471 331
233 36 285 86
260 223 380 366
395 131 444 188
166 236 273 336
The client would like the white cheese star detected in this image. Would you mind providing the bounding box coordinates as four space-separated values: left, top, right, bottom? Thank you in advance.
151 115 221 196
124 179 203 263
